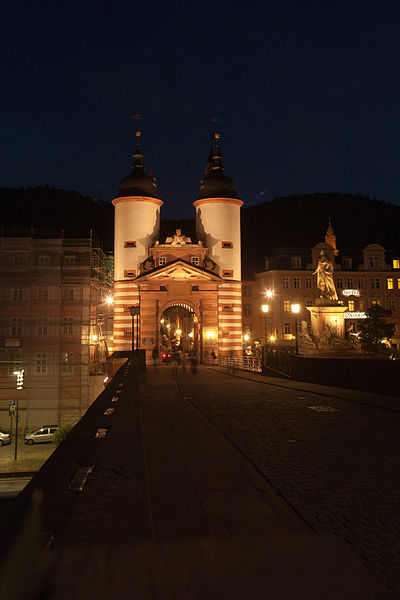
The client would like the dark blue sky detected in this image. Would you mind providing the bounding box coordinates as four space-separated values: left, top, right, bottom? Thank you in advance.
2 0 400 218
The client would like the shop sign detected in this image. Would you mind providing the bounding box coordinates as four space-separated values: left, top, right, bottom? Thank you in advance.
342 289 360 297
344 312 367 319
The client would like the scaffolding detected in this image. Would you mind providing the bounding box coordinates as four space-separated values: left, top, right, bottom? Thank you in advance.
0 230 113 431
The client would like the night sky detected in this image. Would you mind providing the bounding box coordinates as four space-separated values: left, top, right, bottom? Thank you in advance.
2 1 400 219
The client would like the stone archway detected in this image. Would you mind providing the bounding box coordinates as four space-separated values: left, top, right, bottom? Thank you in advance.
159 302 198 354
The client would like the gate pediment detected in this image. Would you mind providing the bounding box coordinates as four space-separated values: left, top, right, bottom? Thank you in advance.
135 259 221 282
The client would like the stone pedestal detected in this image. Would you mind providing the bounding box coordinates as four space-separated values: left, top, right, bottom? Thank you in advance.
307 302 348 340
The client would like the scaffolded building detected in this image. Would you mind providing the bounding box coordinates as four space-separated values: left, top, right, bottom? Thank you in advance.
0 229 113 431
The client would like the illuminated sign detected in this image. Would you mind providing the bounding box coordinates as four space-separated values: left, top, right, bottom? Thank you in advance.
342 289 360 297
344 312 367 319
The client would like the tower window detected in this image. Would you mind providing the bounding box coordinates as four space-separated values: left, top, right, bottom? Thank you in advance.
222 270 233 277
159 285 167 291
222 304 233 312
222 241 233 249
124 270 136 278
190 256 200 266
191 285 199 291
124 241 136 248
158 257 167 266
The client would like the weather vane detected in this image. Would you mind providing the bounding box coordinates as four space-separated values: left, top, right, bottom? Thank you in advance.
132 113 142 121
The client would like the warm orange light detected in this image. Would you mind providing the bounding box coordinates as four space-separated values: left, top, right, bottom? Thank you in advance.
291 304 300 314
266 290 273 298
261 304 269 313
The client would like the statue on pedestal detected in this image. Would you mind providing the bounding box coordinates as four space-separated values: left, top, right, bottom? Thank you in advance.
313 249 338 301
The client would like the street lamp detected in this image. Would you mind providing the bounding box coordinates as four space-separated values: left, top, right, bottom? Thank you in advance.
129 306 140 352
261 304 269 344
291 303 300 355
12 369 24 461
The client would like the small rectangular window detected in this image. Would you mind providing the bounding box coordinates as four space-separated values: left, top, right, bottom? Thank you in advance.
347 278 353 288
387 278 394 290
13 289 23 301
64 256 76 266
191 256 200 266
222 331 230 338
124 329 132 337
11 318 22 336
158 257 167 266
306 278 312 289
358 278 364 289
222 241 233 249
343 257 352 268
393 259 400 269
243 304 252 316
293 277 300 289
336 278 343 289
291 257 301 269
283 300 291 312
222 270 233 277
191 285 199 291
36 353 47 374
282 277 289 289
306 298 313 307
124 241 136 248
389 300 396 313
160 285 167 291
37 317 48 336
348 300 355 311
14 256 24 266
63 317 73 336
63 288 74 301
243 285 251 297
38 288 49 301
39 256 50 267
284 323 291 334
124 270 136 278
222 304 233 312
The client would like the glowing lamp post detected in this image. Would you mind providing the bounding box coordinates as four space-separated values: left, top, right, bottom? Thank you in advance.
261 304 269 345
13 369 24 461
291 303 300 355
129 306 140 352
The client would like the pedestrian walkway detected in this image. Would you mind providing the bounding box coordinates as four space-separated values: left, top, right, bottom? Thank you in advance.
137 366 392 598
209 364 400 413
4 362 394 599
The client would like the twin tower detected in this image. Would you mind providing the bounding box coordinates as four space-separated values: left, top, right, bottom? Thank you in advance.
112 132 243 359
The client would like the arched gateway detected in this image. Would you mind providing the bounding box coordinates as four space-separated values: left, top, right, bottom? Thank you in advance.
112 131 243 362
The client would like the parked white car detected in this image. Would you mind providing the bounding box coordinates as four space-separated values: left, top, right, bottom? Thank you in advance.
0 429 11 446
25 425 58 445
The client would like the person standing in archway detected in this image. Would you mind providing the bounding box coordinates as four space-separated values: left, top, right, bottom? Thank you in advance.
190 348 198 375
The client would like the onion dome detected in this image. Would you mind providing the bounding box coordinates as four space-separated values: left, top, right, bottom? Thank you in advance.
117 131 160 199
197 132 238 200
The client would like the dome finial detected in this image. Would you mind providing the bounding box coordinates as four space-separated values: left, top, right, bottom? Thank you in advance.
132 129 144 170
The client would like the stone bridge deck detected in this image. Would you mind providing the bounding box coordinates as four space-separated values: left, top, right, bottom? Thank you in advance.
0 361 393 599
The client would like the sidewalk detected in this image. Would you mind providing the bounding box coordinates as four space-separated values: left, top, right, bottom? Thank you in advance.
137 367 392 599
209 364 400 413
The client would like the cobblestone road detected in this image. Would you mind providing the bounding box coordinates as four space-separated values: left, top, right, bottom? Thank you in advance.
177 367 400 592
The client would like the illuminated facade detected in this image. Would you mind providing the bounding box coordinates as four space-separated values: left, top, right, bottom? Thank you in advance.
242 237 400 349
113 132 243 359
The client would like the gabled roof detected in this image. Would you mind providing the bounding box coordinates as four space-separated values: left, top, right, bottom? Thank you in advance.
135 258 221 282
